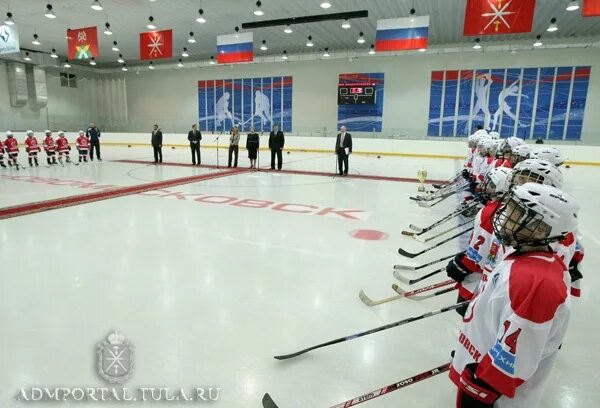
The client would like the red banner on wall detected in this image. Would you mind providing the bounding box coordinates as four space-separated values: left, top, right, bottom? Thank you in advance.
139 29 173 60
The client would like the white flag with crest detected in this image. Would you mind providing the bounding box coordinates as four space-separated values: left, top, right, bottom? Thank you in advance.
0 24 20 55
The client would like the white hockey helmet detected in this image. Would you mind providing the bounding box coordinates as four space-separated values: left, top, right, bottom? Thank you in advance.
509 159 563 189
510 144 531 165
482 138 497 155
499 136 525 155
481 166 511 198
6 131 13 137
474 129 489 138
489 131 500 139
530 146 564 167
468 134 480 148
44 129 52 135
58 131 65 136
78 130 85 135
493 183 579 247
26 130 33 136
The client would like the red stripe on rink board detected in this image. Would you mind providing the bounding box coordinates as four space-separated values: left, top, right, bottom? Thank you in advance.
0 168 248 220
113 159 446 184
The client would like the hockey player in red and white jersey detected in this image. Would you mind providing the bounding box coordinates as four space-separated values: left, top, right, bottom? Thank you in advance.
508 144 530 167
75 131 90 163
43 130 57 165
452 182 579 408
4 131 20 170
481 159 564 278
24 130 41 167
55 131 72 164
492 137 525 169
465 134 481 170
476 139 499 183
0 138 5 168
446 167 512 315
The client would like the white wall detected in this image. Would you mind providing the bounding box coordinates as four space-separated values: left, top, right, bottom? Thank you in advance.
121 47 600 143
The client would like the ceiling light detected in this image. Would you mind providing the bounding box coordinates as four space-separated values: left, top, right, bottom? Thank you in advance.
147 16 156 30
112 41 119 51
188 31 196 43
306 35 314 47
473 38 482 49
533 35 543 47
209 56 216 64
254 1 264 16
341 19 351 29
24 52 32 61
409 8 416 22
369 44 375 54
50 48 58 58
177 59 183 68
357 31 365 44
260 40 268 51
5 12 15 25
547 18 558 32
182 47 189 57
566 0 580 11
284 25 292 33
89 57 96 65
117 54 124 63
32 33 41 46
196 8 206 23
282 50 288 60
91 0 103 11
45 4 56 19
104 22 112 35
149 61 155 70
320 1 332 9
322 47 330 57
63 60 71 68
122 64 128 72
234 26 240 38
418 48 426 52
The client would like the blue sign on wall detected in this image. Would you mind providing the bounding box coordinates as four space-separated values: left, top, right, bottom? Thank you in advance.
198 76 292 133
337 72 384 132
427 67 591 140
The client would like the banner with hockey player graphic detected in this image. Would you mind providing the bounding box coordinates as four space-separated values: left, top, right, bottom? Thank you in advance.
198 76 292 132
427 66 591 140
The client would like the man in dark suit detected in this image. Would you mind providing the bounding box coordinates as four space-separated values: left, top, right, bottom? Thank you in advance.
188 124 202 165
268 124 285 170
335 125 352 175
151 124 163 164
86 122 102 161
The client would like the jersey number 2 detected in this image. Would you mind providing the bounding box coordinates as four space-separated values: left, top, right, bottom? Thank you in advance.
473 235 485 251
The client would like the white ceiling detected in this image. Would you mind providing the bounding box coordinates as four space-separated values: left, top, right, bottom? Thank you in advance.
2 0 600 67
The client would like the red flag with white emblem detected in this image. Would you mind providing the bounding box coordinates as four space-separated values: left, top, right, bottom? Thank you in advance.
463 0 536 36
583 0 600 16
67 26 98 59
139 29 173 60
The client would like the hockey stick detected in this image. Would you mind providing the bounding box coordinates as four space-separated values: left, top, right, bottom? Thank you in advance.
261 362 451 408
403 201 479 236
416 185 468 208
410 179 467 202
413 218 474 243
392 284 456 300
394 266 446 285
273 301 467 360
358 279 454 306
393 252 457 271
398 227 473 258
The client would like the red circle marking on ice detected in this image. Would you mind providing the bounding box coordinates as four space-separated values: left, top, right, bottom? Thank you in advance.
350 229 389 241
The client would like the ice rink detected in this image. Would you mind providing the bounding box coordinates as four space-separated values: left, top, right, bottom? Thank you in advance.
1 146 598 407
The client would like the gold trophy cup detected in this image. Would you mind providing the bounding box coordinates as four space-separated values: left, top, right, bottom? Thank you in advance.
417 167 428 192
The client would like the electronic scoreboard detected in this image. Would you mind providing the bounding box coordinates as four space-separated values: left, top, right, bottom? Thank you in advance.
337 82 376 105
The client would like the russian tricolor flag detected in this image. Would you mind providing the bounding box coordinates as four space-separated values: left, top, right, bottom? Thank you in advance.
217 32 253 64
375 16 430 52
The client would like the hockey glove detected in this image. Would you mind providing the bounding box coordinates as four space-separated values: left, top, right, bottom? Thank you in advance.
446 252 471 283
457 363 501 408
569 259 583 283
462 169 471 180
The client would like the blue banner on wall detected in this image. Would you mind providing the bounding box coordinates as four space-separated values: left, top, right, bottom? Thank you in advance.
427 67 591 140
198 76 293 133
337 73 384 132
